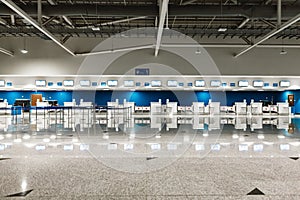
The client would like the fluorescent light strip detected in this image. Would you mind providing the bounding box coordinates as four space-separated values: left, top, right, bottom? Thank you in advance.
0 47 13 56
1 0 75 56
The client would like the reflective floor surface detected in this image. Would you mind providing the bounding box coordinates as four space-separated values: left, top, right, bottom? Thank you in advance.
0 114 300 199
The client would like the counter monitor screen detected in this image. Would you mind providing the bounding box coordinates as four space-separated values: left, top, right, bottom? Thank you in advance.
63 80 74 87
195 80 205 87
124 80 134 87
280 80 290 87
238 80 249 87
57 82 62 86
0 80 5 87
107 80 118 87
36 80 46 87
178 82 184 87
253 80 264 87
100 82 106 87
151 80 161 87
167 80 178 87
187 82 193 87
273 83 278 87
136 82 141 86
80 80 90 87
144 82 150 87
47 82 54 87
92 82 98 87
230 82 235 87
263 83 270 87
222 83 227 87
210 80 221 87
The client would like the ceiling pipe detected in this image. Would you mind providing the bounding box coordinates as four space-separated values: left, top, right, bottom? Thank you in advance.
37 0 42 25
76 44 154 56
234 13 300 58
155 0 168 56
277 0 281 27
1 0 75 56
237 18 250 29
99 16 147 26
181 0 198 5
75 42 300 57
0 47 13 56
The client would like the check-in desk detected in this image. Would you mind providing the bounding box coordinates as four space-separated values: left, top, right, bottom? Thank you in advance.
0 102 11 115
208 116 220 129
235 117 247 130
150 116 162 130
166 117 177 130
192 116 205 129
192 102 205 114
150 102 162 114
277 102 289 115
166 102 178 114
250 117 263 130
277 117 290 129
208 102 220 115
235 102 247 115
250 102 263 115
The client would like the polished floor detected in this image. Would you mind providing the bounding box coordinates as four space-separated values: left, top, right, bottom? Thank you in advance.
0 113 300 199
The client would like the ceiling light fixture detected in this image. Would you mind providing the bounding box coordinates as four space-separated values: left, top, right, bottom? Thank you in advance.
20 37 28 54
218 28 227 32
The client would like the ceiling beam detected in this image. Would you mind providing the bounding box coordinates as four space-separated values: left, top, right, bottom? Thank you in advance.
277 0 281 27
0 47 13 56
47 0 57 5
234 13 300 58
0 0 75 56
237 18 250 28
0 5 299 19
62 15 74 28
155 0 168 56
99 16 147 26
0 17 8 26
260 18 277 28
10 14 14 25
37 0 42 24
181 0 198 5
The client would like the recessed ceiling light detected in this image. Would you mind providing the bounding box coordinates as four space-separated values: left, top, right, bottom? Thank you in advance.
20 49 28 54
218 28 227 32
91 27 100 31
280 50 287 55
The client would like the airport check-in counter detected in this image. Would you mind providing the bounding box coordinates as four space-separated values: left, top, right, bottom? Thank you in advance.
166 117 178 130
277 102 289 115
150 101 162 114
192 102 205 114
208 102 220 115
192 116 205 129
277 117 290 129
150 116 162 130
0 101 11 115
235 102 247 115
235 116 247 130
250 116 263 130
166 101 178 114
250 102 263 115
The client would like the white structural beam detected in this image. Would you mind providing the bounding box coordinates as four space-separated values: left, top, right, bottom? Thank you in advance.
1 0 75 56
100 16 147 26
234 13 300 58
47 0 57 5
154 0 169 56
237 18 250 29
182 0 198 5
0 47 13 56
10 15 15 25
37 0 42 24
0 17 8 26
62 15 74 28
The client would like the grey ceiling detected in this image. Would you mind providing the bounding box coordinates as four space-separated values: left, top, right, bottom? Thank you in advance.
0 0 299 40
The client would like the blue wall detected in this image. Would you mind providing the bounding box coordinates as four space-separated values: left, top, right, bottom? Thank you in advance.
0 90 298 113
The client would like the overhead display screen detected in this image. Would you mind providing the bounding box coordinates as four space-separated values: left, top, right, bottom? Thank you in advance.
107 80 118 87
167 80 178 87
280 80 290 87
210 80 221 87
124 80 134 87
63 80 74 87
238 80 249 87
253 80 264 87
151 80 162 87
135 68 149 75
0 80 5 87
36 80 46 87
80 80 90 87
195 80 205 87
